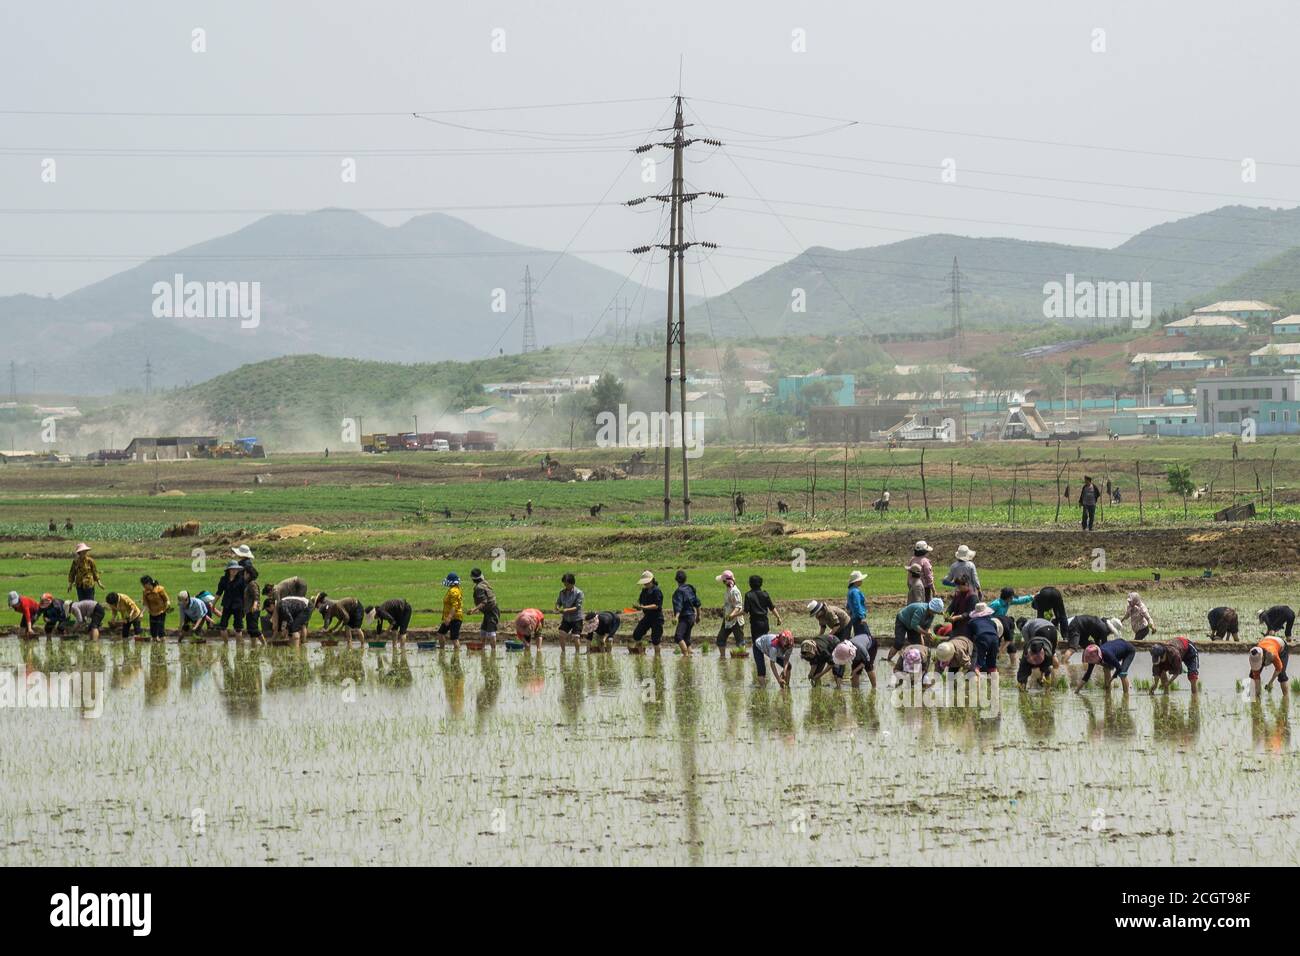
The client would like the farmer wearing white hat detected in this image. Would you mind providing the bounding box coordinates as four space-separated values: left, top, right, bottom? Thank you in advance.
1247 634 1289 694
630 570 665 647
67 542 101 601
934 635 974 673
808 599 852 642
715 570 745 652
846 570 870 639
230 545 260 637
910 541 935 601
967 602 1004 673
942 545 981 597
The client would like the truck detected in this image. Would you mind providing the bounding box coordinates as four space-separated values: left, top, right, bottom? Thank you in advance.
463 430 498 451
361 433 392 453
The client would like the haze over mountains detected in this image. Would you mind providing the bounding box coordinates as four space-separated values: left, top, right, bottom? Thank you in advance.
3 209 676 393
7 203 1300 395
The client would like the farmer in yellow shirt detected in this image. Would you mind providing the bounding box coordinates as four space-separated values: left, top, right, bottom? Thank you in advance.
67 542 102 601
140 575 171 641
105 591 142 640
437 572 464 648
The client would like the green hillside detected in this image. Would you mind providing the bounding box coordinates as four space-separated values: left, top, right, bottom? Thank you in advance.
691 205 1300 335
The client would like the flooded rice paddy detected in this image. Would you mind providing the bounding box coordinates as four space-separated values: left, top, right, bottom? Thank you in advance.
1 631 1294 866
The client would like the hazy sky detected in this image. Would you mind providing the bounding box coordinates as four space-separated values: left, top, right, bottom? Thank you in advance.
3 0 1298 301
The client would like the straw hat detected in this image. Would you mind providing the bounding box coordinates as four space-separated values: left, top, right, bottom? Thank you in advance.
74 542 91 554
847 570 865 585
954 544 976 561
971 603 994 617
231 544 254 559
934 641 955 663
638 570 655 586
832 642 856 666
914 540 933 552
807 600 824 616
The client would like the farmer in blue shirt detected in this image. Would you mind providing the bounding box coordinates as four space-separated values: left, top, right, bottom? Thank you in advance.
1078 638 1136 694
670 570 700 656
846 570 869 637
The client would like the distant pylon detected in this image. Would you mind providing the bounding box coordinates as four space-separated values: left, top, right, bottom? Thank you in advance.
522 266 538 353
144 357 153 397
949 256 964 363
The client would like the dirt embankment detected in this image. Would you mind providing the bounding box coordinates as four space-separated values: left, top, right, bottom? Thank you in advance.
819 524 1299 572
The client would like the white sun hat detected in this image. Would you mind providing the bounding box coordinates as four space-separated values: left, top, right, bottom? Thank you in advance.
954 544 976 561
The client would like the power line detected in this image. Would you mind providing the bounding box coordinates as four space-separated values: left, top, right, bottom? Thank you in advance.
690 96 1300 169
0 96 665 119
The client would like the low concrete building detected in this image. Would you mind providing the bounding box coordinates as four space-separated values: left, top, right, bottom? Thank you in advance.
807 402 913 442
123 436 218 461
1162 315 1247 336
1271 315 1300 336
1107 405 1197 436
1130 351 1226 371
1193 300 1280 321
1250 342 1300 366
1194 372 1300 426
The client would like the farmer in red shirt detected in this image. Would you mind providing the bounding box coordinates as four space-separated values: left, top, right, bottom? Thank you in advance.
8 591 39 638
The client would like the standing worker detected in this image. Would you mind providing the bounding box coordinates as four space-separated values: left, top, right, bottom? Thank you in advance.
67 542 101 601
845 570 869 637
671 570 700 656
943 545 981 597
439 572 466 648
1119 591 1155 640
743 574 781 644
910 541 935 602
1079 476 1100 531
140 575 171 641
715 570 745 653
631 570 665 647
469 568 500 648
214 561 246 636
555 573 585 648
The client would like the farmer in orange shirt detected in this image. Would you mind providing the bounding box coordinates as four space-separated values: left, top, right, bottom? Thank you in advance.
1248 635 1290 694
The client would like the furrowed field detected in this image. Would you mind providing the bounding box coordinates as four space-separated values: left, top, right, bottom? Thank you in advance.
0 439 1296 865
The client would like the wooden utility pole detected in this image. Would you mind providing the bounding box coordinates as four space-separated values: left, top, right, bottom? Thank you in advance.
842 439 849 521
1053 441 1062 523
919 447 930 520
1136 460 1145 525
